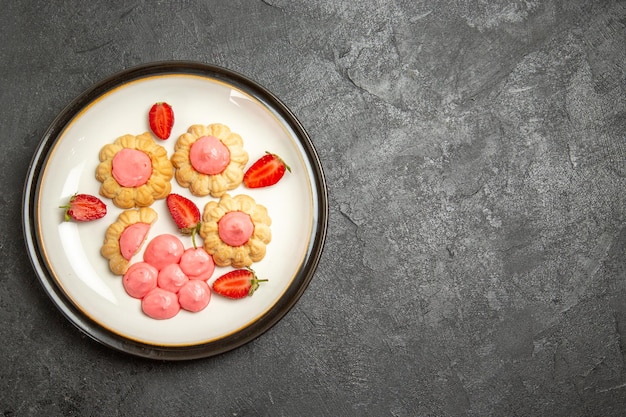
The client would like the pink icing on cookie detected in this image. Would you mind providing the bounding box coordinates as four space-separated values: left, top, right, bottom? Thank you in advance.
179 248 215 281
178 280 211 312
111 148 152 187
189 135 230 175
143 234 185 270
141 288 180 319
119 222 151 261
157 263 189 293
218 211 254 246
123 262 158 299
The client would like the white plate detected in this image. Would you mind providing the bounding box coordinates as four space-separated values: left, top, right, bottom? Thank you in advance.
23 62 328 360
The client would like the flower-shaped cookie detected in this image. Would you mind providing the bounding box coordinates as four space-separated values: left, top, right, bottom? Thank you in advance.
171 124 248 197
96 132 173 209
101 207 158 275
200 194 271 268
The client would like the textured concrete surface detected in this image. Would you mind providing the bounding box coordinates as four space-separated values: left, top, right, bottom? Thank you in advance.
2 0 626 416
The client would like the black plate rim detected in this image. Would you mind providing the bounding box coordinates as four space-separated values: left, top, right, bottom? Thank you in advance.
22 60 329 361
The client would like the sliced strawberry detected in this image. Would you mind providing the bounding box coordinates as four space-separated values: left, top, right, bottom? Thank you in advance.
166 193 201 247
212 268 268 299
60 194 107 222
243 152 291 188
148 102 174 140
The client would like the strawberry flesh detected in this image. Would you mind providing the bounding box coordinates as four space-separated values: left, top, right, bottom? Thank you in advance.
148 102 174 140
60 194 107 222
243 152 291 188
212 268 268 299
166 193 201 247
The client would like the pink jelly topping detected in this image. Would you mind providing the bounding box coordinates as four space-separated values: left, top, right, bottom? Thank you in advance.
141 288 180 320
111 148 152 187
143 234 185 270
157 263 189 293
119 222 151 261
189 135 230 175
218 211 254 246
123 262 158 299
178 280 211 312
179 248 215 281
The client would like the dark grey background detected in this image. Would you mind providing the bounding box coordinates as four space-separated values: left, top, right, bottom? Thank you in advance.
2 1 626 416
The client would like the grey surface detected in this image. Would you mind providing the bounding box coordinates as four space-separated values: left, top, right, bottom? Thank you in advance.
2 0 626 415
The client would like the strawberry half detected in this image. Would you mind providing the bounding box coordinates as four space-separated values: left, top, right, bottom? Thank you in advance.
60 194 107 222
243 152 291 188
148 102 174 140
212 268 268 299
166 193 201 247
